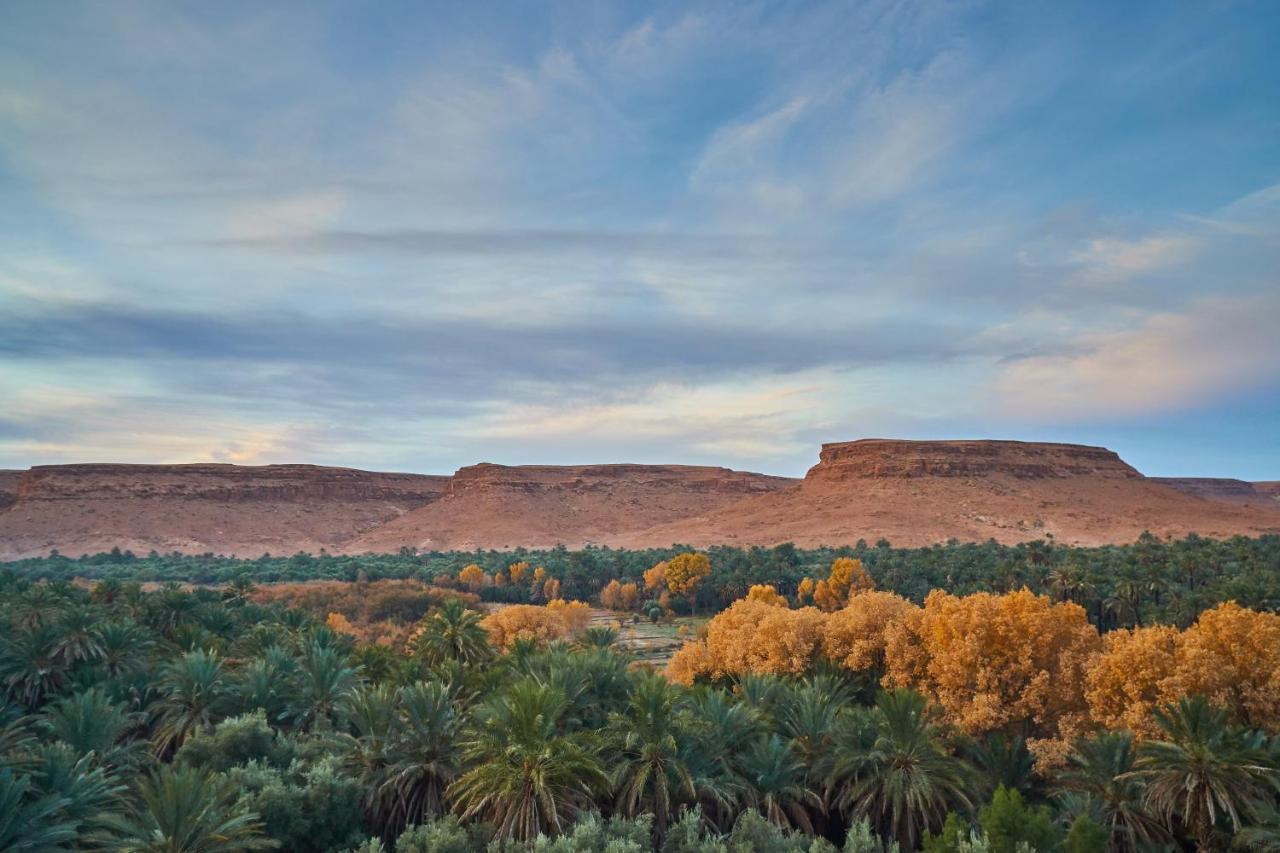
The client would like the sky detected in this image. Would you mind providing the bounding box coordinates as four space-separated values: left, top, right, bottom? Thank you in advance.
1 1 1278 479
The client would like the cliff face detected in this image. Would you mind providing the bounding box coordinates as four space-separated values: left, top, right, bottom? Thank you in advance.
14 464 447 504
345 463 795 552
0 464 448 559
0 471 20 511
1153 477 1280 507
808 439 1140 481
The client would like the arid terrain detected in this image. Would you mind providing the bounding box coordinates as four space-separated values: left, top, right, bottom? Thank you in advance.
1 440 1277 559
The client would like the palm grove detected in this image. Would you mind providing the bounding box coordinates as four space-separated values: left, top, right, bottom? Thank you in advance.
1 537 1279 851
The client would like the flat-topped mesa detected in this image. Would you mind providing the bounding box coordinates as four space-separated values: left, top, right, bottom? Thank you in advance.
445 462 794 496
806 439 1143 482
13 463 449 504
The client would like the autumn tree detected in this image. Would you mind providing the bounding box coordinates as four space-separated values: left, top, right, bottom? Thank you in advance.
481 605 569 650
617 582 639 611
508 562 530 585
796 577 815 605
643 561 667 593
883 589 1101 747
821 590 918 675
1085 625 1180 738
546 599 592 635
600 579 624 610
815 557 873 611
746 584 788 607
666 597 827 684
541 577 561 602
665 552 711 614
1170 601 1280 729
458 564 487 592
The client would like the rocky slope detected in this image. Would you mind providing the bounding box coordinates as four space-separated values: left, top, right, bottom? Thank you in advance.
615 440 1280 549
1153 477 1280 507
0 442 1276 558
0 464 448 559
344 463 795 552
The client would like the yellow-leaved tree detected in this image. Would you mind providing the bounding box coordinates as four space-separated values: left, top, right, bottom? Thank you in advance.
796 577 815 605
508 561 529 585
600 579 624 610
1170 601 1280 729
746 584 788 607
814 557 873 611
481 605 569 649
458 564 487 592
643 561 668 592
1085 625 1179 738
821 590 918 675
546 598 592 635
882 588 1101 749
665 552 711 614
667 597 827 684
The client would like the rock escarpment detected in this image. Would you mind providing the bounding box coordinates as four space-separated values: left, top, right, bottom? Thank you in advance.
1153 477 1280 507
807 439 1141 481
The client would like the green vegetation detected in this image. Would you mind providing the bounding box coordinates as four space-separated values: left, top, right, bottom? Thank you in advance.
2 534 1280 850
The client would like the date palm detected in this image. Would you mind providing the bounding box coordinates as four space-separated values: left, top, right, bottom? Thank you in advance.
413 599 491 666
151 649 234 757
118 765 276 852
606 673 695 838
0 767 77 852
37 688 143 769
1055 730 1168 851
289 641 361 731
52 607 105 668
0 622 68 708
738 734 820 834
829 689 975 850
97 620 153 680
450 679 605 842
370 681 460 837
1129 696 1275 850
27 743 127 850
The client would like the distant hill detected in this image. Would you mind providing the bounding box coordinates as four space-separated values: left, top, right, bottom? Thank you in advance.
1 441 1277 559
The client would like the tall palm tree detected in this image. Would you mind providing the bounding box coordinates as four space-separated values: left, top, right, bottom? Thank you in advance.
607 673 695 838
412 599 491 666
679 687 763 829
289 641 361 731
52 607 105 668
27 743 127 851
1055 730 1168 851
150 649 234 757
737 734 821 834
96 620 153 680
449 679 605 842
966 732 1036 802
0 767 77 852
37 688 143 769
371 681 460 838
829 689 975 850
0 622 68 708
1129 696 1275 850
118 765 276 852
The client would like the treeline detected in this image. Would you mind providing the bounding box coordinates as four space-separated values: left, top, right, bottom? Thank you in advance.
11 532 1280 629
4 572 1280 850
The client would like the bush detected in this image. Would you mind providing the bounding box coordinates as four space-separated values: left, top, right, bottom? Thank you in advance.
175 710 291 772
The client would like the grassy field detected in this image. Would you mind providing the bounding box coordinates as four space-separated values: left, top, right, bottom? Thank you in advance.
589 608 705 668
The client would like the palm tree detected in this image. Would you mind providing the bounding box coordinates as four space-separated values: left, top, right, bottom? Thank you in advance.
1055 730 1168 851
52 607 105 668
37 688 143 769
607 673 695 838
234 647 297 722
966 732 1036 802
829 689 975 850
579 625 619 648
680 687 761 829
118 765 276 852
370 681 459 837
1129 696 1275 850
449 679 605 841
96 620 153 680
289 641 361 731
27 743 127 850
0 767 77 852
412 599 491 666
0 622 68 708
151 649 234 756
737 734 821 834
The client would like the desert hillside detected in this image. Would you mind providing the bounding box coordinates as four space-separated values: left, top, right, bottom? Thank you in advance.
344 463 796 552
1 442 1277 559
616 440 1280 549
0 464 448 559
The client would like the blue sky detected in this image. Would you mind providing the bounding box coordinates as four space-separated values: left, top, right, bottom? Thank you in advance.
1 1 1277 479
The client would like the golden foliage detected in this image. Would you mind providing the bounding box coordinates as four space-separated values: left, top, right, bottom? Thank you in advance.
643 561 667 592
746 584 788 607
493 572 507 588
546 598 593 635
821 590 918 674
665 552 711 599
600 579 623 610
883 588 1100 738
665 598 828 683
1171 601 1280 728
532 566 547 585
481 605 569 649
326 612 359 637
618 582 639 610
458 564 487 591
1085 625 1180 738
508 561 529 585
541 577 561 602
796 577 815 605
815 557 873 611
